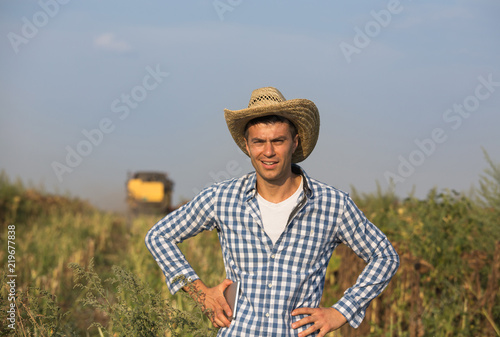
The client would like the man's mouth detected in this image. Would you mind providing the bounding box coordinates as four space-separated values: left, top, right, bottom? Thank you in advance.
261 161 278 167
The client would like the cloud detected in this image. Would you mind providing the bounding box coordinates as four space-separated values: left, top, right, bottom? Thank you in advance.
93 33 132 52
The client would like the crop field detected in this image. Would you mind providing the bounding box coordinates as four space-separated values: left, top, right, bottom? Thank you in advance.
1 154 499 336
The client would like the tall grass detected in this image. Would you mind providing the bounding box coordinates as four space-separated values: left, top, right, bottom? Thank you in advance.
0 153 499 336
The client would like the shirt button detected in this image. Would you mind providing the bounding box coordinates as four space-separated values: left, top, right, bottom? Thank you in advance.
271 254 276 259
268 283 272 288
265 313 270 318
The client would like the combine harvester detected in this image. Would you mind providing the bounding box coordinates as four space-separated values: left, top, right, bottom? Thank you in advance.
126 171 174 216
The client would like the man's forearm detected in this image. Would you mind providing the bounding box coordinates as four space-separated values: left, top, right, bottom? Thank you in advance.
183 279 234 328
182 279 206 300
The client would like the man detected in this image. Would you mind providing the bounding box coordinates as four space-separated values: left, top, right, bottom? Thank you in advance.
145 87 399 336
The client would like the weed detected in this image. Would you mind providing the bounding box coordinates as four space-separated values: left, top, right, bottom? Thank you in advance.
69 260 217 337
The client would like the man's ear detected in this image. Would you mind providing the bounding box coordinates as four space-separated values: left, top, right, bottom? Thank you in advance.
292 134 299 153
244 137 250 154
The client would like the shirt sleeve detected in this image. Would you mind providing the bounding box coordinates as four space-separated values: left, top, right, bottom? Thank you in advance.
145 186 218 294
332 194 400 328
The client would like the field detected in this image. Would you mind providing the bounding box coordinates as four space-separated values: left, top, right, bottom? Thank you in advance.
1 154 499 336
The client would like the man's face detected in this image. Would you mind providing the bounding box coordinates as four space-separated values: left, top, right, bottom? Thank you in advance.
244 122 299 185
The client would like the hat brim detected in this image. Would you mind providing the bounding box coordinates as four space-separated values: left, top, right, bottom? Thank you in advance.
224 98 320 163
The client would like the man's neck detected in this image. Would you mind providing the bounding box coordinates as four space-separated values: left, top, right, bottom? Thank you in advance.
256 173 302 203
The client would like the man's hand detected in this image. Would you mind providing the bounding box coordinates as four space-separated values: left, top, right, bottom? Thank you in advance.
183 279 234 328
291 307 347 337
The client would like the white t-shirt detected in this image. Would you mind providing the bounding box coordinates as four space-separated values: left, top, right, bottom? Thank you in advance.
256 177 303 245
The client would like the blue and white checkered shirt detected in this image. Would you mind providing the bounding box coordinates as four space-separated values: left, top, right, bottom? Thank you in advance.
145 165 399 336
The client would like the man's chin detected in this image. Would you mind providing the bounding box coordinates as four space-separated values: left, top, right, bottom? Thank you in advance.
257 171 284 184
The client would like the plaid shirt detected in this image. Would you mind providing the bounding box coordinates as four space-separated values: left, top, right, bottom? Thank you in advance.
145 165 399 336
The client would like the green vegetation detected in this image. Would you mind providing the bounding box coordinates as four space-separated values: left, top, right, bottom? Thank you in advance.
1 154 499 336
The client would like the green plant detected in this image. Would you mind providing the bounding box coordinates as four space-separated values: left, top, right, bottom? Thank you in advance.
69 260 217 337
0 275 78 337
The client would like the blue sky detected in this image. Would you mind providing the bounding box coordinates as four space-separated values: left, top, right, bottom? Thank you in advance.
1 0 499 211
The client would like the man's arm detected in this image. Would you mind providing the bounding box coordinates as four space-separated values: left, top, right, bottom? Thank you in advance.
145 186 238 326
331 195 400 328
145 186 218 294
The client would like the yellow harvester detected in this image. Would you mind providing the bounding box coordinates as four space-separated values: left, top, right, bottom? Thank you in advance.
126 171 174 214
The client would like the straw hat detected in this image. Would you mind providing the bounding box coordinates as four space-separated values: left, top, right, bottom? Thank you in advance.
224 87 320 163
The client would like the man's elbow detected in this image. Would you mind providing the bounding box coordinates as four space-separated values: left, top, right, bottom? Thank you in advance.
144 227 155 252
388 249 400 277
393 251 400 273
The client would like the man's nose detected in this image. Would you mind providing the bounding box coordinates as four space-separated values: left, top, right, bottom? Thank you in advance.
263 142 275 157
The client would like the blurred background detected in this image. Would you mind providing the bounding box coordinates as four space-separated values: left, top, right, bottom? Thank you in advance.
1 0 499 212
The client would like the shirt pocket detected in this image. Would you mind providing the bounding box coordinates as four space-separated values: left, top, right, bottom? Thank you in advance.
283 225 329 274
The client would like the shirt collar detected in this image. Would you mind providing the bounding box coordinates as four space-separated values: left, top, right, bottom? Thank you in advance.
244 164 313 201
